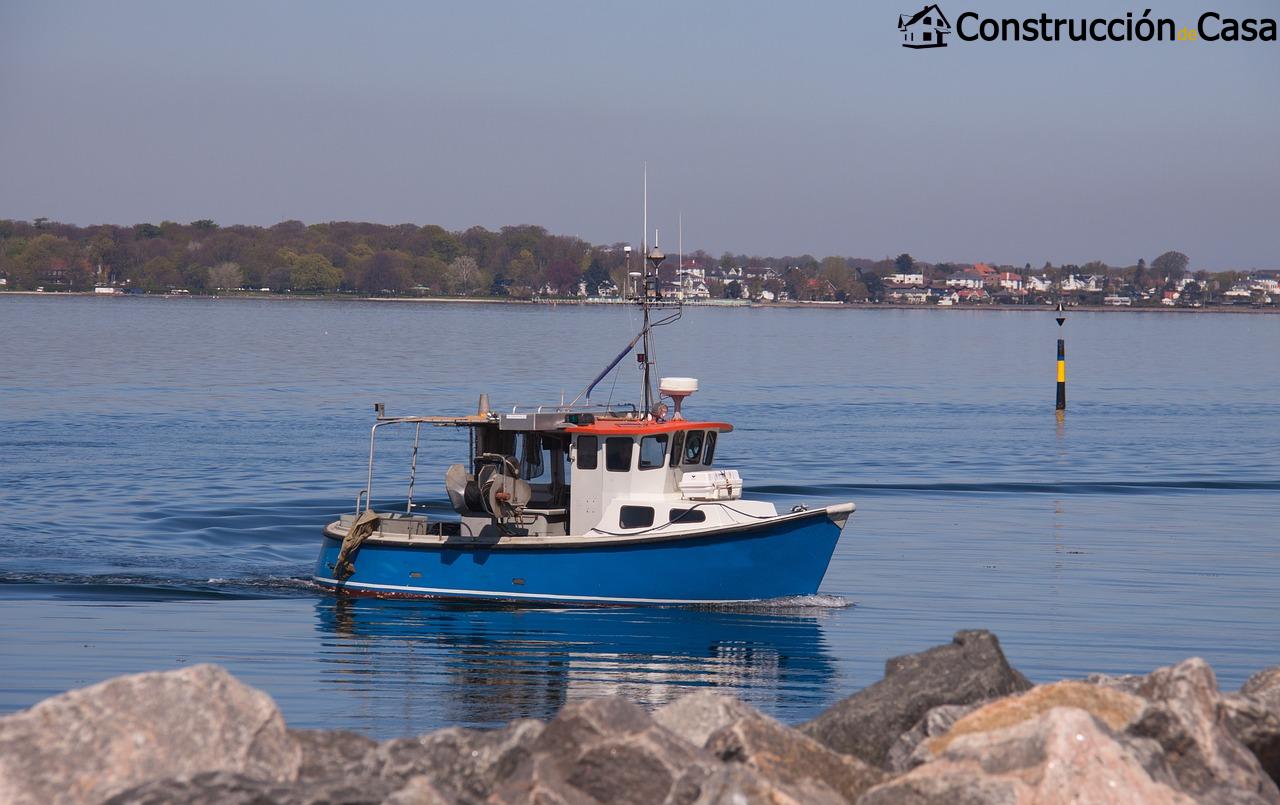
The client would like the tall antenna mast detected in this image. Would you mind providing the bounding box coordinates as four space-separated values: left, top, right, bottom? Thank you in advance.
639 165 664 418
678 212 683 298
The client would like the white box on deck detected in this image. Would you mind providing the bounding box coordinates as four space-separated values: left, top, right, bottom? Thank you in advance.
679 470 743 501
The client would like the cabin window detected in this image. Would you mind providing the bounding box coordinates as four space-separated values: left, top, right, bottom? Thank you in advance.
669 431 685 468
683 430 705 465
638 434 668 470
619 505 655 529
605 437 633 472
703 431 717 465
669 507 706 524
576 435 598 470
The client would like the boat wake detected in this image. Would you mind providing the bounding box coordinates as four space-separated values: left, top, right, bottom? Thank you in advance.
694 594 852 613
0 571 318 601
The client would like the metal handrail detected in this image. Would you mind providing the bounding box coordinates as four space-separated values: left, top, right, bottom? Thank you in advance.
507 401 639 415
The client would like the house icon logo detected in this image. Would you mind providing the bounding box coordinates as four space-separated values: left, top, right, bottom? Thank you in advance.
899 4 951 48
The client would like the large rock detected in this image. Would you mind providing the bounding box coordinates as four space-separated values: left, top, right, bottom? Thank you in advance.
1223 694 1280 787
1243 667 1280 706
801 630 1032 768
366 719 543 802
490 697 723 804
692 764 844 805
0 664 301 805
289 728 379 782
885 703 981 773
930 680 1147 755
654 690 759 748
1129 658 1280 804
860 706 1194 805
885 682 1147 778
705 708 886 802
1228 666 1280 784
102 770 398 805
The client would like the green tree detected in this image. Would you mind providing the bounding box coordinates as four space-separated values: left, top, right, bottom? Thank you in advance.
289 253 342 293
582 259 611 296
359 251 409 294
894 253 915 274
138 256 181 292
1151 251 1189 282
820 257 850 297
207 262 243 290
445 256 483 295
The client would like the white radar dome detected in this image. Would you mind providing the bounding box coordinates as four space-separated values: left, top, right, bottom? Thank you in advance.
659 377 698 419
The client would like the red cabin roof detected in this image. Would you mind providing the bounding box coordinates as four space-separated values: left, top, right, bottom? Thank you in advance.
564 419 733 436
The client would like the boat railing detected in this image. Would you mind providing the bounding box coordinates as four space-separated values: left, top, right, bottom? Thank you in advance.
359 417 435 517
507 401 638 415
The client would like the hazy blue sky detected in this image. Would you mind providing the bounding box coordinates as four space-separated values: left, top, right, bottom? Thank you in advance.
1 1 1276 268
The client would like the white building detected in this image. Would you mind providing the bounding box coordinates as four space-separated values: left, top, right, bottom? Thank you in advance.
996 272 1023 290
946 271 985 289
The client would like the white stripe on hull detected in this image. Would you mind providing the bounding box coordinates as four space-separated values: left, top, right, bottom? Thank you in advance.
311 576 754 605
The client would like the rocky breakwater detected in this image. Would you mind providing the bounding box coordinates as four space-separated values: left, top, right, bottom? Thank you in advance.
1 630 1278 804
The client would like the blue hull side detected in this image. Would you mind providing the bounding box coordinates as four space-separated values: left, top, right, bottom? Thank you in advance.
312 513 843 604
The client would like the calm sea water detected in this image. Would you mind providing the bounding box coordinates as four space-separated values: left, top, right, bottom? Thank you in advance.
1 295 1277 737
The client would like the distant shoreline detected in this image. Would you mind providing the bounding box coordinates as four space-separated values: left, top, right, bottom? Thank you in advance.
2 290 1276 314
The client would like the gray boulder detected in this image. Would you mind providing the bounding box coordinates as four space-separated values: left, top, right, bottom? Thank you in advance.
1223 694 1280 786
1243 667 1280 705
366 719 544 802
801 630 1032 768
103 770 397 805
1129 657 1280 805
0 664 301 805
860 706 1193 804
490 697 724 804
705 708 886 802
290 728 379 782
653 690 759 748
693 764 845 805
884 703 980 773
1227 666 1280 784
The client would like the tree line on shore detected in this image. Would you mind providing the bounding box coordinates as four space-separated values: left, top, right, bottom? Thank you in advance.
0 217 1255 302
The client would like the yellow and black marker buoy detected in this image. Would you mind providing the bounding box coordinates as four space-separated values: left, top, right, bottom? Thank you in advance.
1055 303 1066 411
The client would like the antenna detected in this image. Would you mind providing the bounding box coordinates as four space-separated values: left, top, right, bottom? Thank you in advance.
642 163 648 265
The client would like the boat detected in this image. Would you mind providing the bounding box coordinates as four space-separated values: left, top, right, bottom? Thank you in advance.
311 231 855 605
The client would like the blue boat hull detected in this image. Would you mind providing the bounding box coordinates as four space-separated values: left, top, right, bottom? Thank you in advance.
312 511 846 605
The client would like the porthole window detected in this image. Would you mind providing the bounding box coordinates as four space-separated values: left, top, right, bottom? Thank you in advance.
619 505 655 529
669 508 707 524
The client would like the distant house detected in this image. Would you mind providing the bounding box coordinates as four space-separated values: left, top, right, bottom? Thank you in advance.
996 272 1023 291
1060 274 1102 293
1025 275 1052 292
889 272 925 286
946 271 986 289
898 4 952 49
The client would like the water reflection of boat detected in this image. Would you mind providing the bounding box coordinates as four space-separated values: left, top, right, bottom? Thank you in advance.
315 597 839 728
